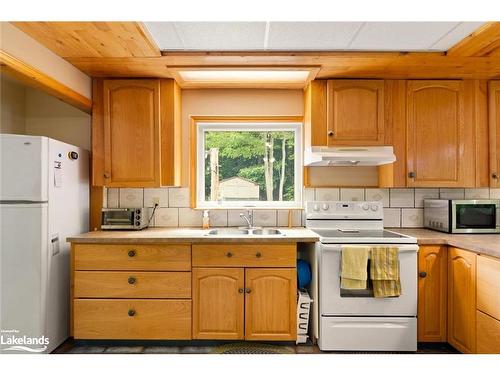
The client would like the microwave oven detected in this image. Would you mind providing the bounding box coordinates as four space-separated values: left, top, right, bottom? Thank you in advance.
423 199 500 234
101 208 148 230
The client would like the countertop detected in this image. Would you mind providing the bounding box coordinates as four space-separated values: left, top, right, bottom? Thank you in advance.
392 228 500 259
67 227 320 244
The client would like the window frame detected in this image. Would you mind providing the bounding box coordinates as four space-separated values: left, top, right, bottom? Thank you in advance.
192 118 303 209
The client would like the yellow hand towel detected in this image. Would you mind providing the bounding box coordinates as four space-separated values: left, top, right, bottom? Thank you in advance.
370 247 401 298
341 246 370 290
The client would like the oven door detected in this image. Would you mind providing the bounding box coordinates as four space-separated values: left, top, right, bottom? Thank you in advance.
320 243 418 316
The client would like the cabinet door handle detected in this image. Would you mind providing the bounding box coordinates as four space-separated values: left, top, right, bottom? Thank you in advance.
226 252 233 258
238 288 245 294
255 252 262 258
408 172 416 178
128 309 136 317
493 173 499 179
419 271 427 278
245 288 252 294
128 277 136 285
104 173 110 179
328 130 335 137
128 250 136 257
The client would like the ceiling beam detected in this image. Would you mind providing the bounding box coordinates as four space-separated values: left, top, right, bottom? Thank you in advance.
11 22 160 58
447 22 500 57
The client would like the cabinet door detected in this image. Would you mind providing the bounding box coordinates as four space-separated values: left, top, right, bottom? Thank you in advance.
245 268 296 341
326 80 385 145
490 81 500 187
407 80 473 187
192 268 244 339
103 79 160 187
418 246 447 342
448 247 476 353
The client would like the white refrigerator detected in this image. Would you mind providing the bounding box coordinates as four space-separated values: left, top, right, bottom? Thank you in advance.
0 134 89 353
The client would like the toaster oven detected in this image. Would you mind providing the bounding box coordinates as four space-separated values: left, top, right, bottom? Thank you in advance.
101 208 148 230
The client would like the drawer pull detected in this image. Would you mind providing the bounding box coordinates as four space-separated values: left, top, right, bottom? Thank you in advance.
128 309 136 317
419 271 427 278
128 277 136 285
255 252 262 258
245 288 252 294
128 250 136 257
226 252 233 258
238 288 245 294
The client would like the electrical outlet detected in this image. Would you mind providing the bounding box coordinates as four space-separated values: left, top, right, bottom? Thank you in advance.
152 197 160 206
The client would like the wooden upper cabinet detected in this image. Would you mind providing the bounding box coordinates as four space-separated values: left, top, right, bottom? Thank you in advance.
417 246 447 342
245 268 296 341
490 81 500 187
326 80 385 145
93 78 181 187
192 268 244 340
448 247 476 354
406 80 475 187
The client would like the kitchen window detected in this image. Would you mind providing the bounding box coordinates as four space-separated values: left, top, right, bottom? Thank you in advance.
194 119 303 209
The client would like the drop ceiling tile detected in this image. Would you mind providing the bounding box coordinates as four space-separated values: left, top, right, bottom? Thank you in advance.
267 22 363 50
143 22 184 50
173 22 267 50
429 22 486 50
350 22 460 51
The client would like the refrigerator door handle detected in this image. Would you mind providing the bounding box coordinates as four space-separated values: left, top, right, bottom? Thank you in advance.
51 234 60 255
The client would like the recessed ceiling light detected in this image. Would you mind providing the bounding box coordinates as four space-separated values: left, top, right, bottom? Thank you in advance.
178 70 310 83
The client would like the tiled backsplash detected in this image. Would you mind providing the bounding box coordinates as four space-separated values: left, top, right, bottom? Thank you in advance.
104 187 500 228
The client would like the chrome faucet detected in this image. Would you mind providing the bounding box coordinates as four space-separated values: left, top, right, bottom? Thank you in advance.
239 210 254 229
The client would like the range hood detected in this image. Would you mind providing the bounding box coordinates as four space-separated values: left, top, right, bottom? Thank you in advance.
304 146 396 166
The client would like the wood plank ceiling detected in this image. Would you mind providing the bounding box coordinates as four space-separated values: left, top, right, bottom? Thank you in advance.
9 21 500 80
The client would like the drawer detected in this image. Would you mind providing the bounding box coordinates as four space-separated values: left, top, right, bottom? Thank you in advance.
476 310 500 354
74 271 191 298
74 299 191 339
74 243 191 271
477 255 500 320
192 243 296 267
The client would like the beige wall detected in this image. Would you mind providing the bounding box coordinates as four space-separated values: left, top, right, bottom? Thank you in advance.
180 89 304 185
0 22 91 99
0 75 25 134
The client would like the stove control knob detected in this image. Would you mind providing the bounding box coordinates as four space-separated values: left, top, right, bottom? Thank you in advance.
370 204 379 212
362 203 369 211
313 204 320 212
322 204 329 211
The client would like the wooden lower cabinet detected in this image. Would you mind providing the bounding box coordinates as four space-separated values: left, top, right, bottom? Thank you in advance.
476 310 500 354
192 268 245 340
418 246 448 342
192 267 297 341
245 268 297 341
448 247 477 353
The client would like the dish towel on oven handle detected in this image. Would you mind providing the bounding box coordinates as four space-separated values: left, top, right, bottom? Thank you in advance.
340 246 370 290
370 246 402 298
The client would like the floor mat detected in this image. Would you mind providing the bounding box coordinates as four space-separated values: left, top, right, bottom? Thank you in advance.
211 342 296 354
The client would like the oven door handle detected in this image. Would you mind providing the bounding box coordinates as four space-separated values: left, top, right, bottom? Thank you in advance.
321 244 419 253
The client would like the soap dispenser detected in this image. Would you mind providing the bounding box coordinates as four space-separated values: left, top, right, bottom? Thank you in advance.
202 210 210 229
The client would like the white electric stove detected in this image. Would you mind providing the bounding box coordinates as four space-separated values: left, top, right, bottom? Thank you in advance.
305 201 418 352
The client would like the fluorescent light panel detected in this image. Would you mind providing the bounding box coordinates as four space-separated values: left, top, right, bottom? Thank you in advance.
178 70 310 83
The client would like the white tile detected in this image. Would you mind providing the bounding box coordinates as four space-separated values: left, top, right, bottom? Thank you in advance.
107 188 119 208
464 188 490 199
365 188 389 207
383 208 401 228
402 208 424 228
208 210 228 227
228 210 251 227
277 210 302 227
102 187 108 208
178 208 203 227
303 188 315 203
390 189 414 207
439 188 465 200
144 188 169 207
154 208 178 227
119 188 143 208
315 188 340 201
340 188 365 201
143 22 184 50
168 187 190 208
253 210 277 227
430 22 486 50
490 189 500 199
414 188 440 208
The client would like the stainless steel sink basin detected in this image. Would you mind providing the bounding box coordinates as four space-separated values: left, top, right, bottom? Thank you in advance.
206 228 282 236
252 228 282 235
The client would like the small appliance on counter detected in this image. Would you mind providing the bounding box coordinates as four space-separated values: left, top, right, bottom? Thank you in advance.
101 207 149 230
424 199 500 234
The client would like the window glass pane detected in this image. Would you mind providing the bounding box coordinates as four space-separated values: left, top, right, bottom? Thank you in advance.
203 130 295 202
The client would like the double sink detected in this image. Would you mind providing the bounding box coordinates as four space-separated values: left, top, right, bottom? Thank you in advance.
206 228 283 236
